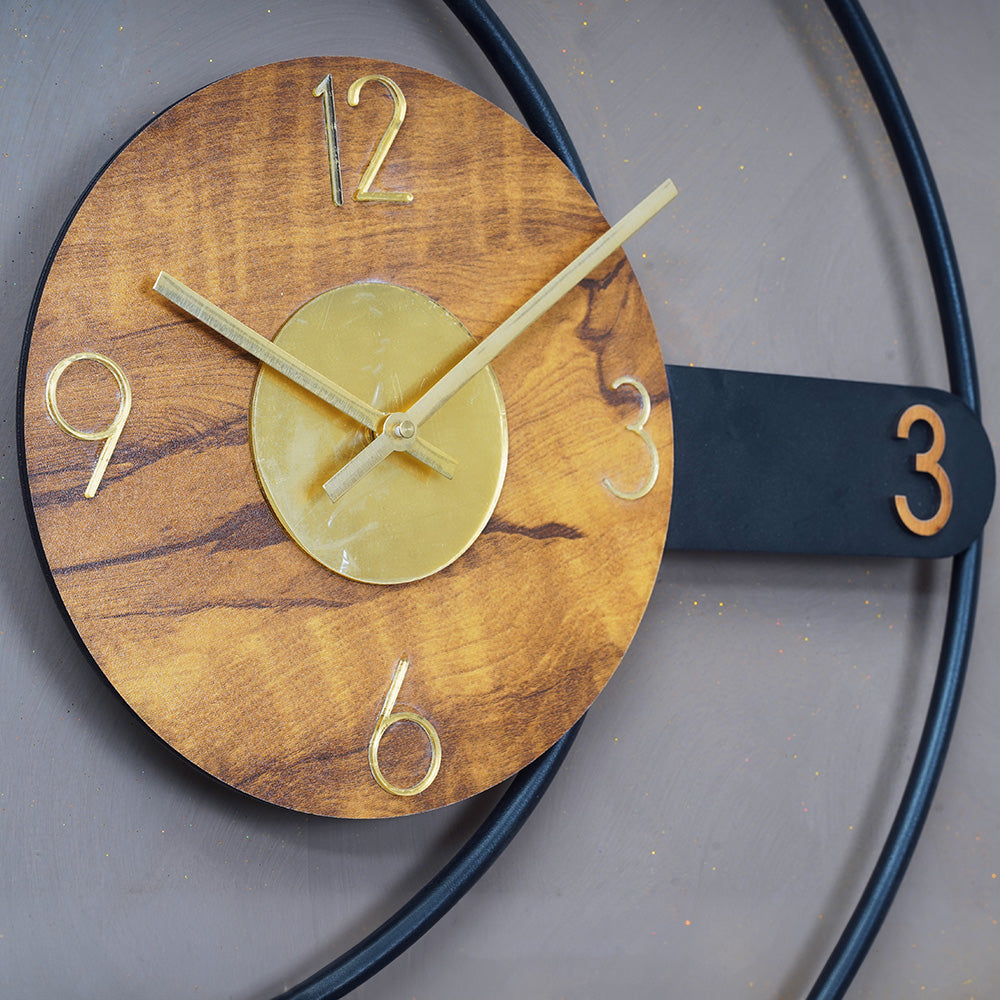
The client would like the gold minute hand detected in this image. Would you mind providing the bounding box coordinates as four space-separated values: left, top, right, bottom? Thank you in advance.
153 272 457 479
322 177 679 503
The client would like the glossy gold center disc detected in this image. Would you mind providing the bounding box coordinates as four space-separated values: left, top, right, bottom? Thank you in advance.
249 282 508 584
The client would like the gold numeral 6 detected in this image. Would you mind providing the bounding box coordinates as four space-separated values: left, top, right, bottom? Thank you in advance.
894 403 953 537
368 657 441 797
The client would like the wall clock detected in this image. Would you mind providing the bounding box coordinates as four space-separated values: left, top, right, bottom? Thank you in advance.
2 2 997 998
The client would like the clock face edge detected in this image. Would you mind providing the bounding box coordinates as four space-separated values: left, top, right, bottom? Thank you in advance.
18 57 673 819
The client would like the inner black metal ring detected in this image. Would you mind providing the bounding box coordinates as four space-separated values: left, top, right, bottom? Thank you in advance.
270 1 982 997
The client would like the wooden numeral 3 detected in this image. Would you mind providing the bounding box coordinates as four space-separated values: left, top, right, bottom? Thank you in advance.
894 403 953 536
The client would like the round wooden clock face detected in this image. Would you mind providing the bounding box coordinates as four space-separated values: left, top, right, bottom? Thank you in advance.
20 58 671 817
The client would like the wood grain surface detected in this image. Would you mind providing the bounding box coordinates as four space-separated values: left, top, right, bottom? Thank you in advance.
21 58 672 817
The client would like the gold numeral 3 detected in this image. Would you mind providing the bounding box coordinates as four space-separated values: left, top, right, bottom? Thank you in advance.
602 376 659 500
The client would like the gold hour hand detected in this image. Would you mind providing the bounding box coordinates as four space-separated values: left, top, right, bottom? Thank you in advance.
152 272 457 480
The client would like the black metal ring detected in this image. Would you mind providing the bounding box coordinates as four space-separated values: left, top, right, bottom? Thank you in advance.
272 1 984 997
273 3 983 998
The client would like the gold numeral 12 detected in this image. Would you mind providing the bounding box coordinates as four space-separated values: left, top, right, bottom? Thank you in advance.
314 72 414 206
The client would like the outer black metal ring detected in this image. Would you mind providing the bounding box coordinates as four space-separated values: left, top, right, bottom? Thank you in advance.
807 2 982 996
272 2 983 998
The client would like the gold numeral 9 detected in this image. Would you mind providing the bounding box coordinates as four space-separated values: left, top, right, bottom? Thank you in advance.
894 403 953 536
368 657 441 797
45 352 132 498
